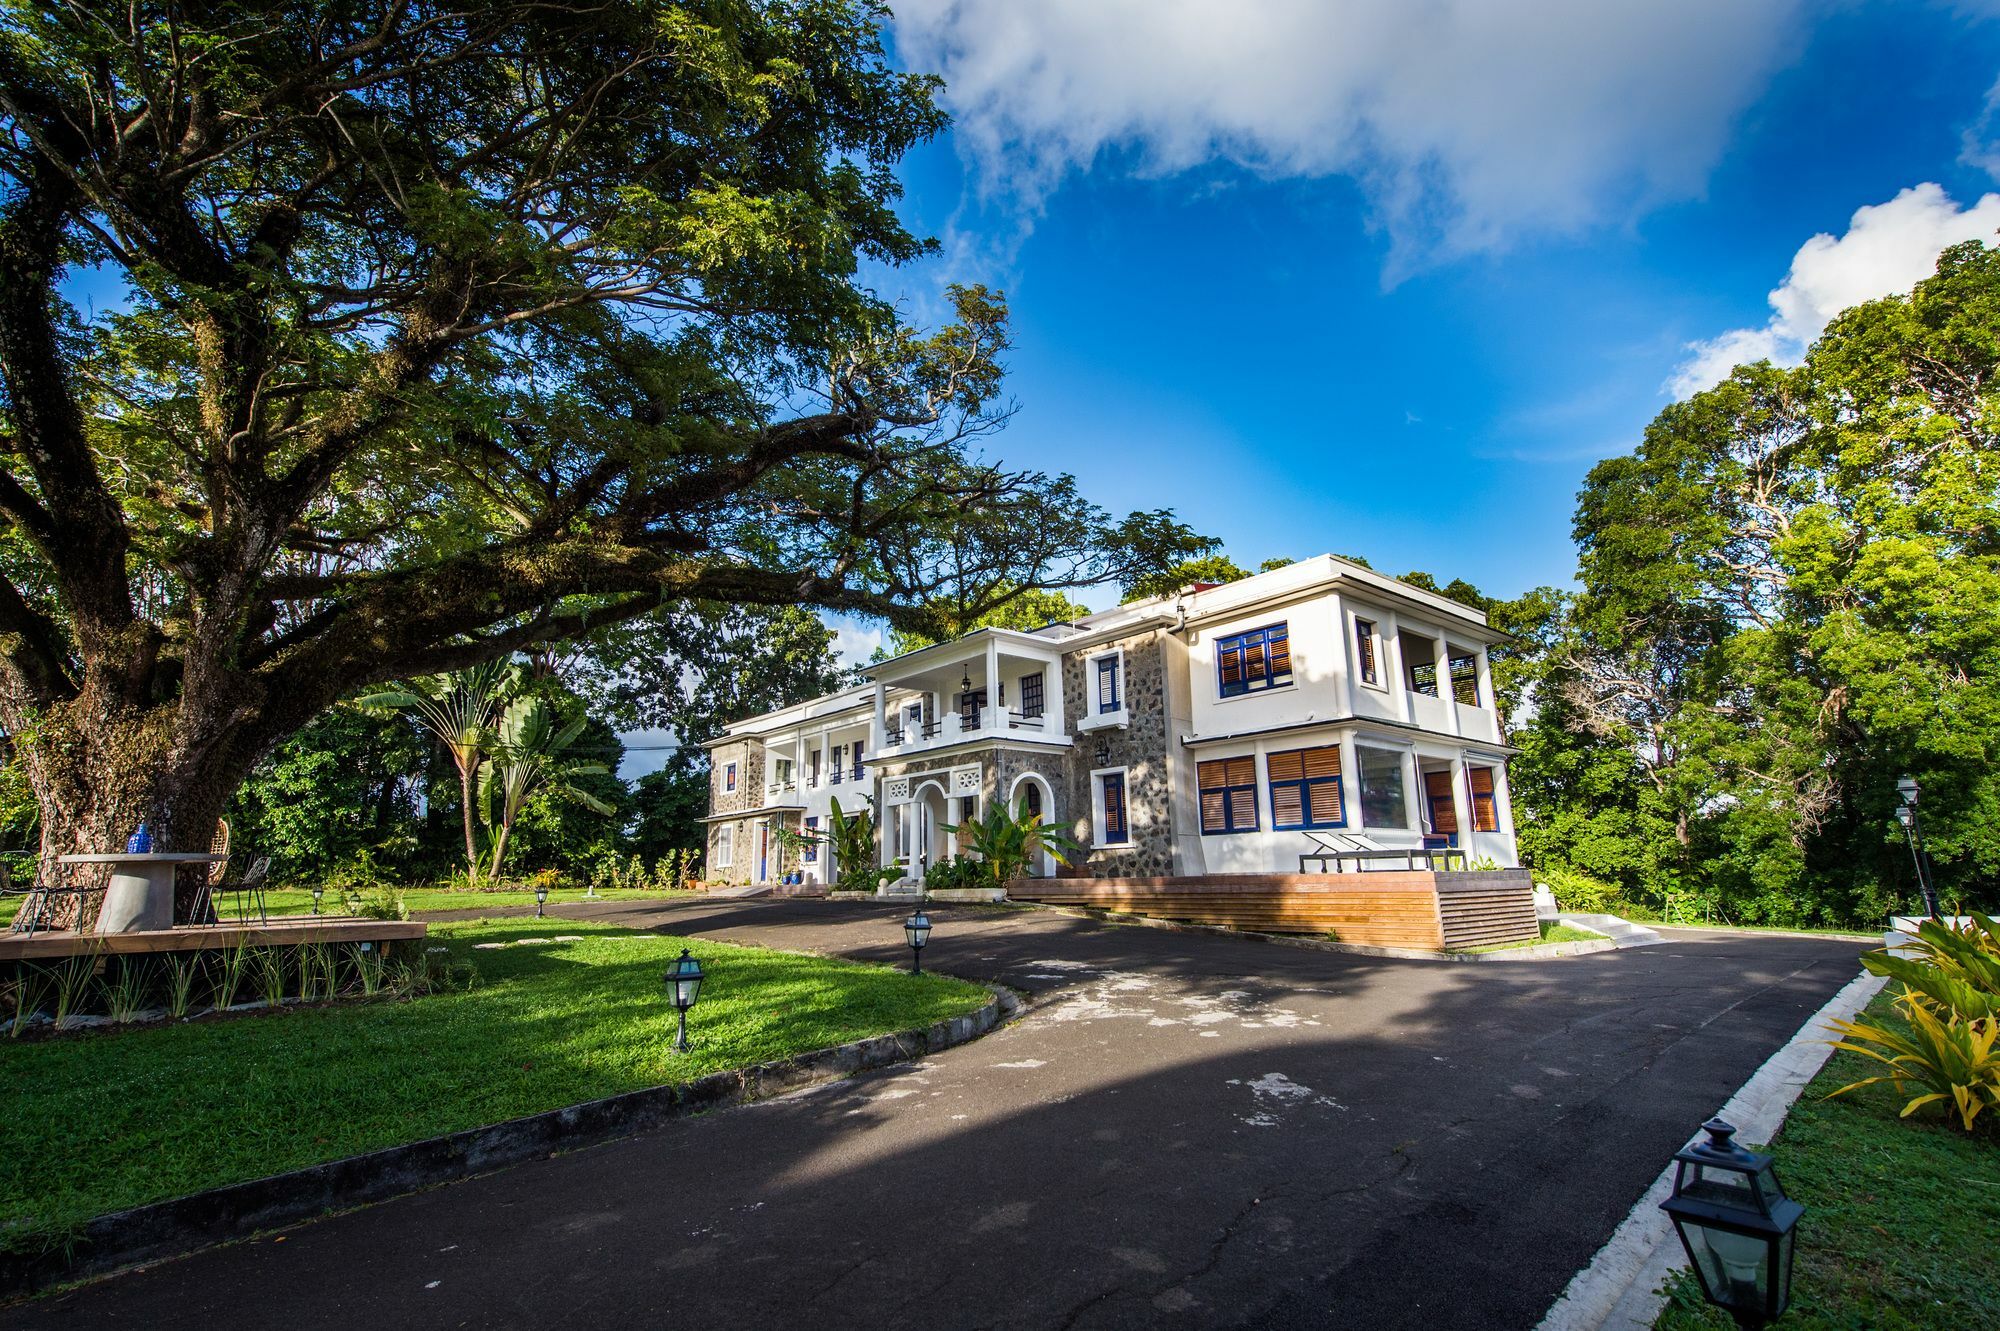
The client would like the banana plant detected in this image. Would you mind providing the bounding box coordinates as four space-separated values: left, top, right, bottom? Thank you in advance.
476 695 616 884
356 660 520 882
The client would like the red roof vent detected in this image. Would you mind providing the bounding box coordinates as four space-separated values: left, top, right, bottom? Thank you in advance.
1188 582 1221 593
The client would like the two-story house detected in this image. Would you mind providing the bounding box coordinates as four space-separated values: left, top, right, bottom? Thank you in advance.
700 555 1519 887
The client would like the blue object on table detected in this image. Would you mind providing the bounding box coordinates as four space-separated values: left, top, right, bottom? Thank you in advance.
126 823 153 853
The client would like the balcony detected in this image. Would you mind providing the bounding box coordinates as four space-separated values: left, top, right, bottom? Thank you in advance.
875 704 1066 759
863 626 1071 762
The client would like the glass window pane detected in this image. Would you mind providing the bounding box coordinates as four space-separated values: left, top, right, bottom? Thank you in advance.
1358 748 1408 828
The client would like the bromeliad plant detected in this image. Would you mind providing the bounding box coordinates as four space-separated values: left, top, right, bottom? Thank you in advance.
1826 913 2000 1131
944 797 1084 890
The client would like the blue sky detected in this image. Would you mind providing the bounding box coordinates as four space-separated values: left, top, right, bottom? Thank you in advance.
849 0 2000 622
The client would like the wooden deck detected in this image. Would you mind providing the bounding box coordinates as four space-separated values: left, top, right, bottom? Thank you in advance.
0 915 428 962
1009 870 1539 951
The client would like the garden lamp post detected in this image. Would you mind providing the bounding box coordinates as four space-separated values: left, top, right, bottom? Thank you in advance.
904 909 932 975
310 883 324 916
1895 775 1939 918
534 882 549 918
1659 1118 1804 1330
665 948 705 1052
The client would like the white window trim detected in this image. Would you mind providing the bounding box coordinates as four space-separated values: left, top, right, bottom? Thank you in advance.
1351 612 1388 693
1090 764 1135 848
715 823 734 868
1078 648 1130 731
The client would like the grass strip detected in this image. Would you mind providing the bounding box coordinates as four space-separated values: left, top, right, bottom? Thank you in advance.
0 916 986 1251
1654 987 2000 1330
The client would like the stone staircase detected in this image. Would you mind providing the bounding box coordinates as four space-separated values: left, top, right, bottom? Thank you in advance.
1556 912 1664 948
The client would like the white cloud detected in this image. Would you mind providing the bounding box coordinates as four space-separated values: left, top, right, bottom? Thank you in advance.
892 0 1804 266
825 615 886 669
1669 183 2000 397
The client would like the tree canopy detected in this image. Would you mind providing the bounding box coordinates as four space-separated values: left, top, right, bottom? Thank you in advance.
0 1 1203 863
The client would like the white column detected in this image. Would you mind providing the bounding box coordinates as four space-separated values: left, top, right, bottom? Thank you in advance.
1435 637 1460 735
1338 733 1360 829
984 637 1001 733
870 682 887 751
1046 653 1066 737
1381 611 1409 723
1447 755 1473 863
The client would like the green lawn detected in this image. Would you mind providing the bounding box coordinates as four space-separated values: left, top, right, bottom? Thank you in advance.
1654 988 2000 1330
0 917 987 1251
0 883 701 928
1454 921 1609 954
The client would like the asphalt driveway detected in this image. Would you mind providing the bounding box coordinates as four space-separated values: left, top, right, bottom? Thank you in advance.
9 900 1867 1331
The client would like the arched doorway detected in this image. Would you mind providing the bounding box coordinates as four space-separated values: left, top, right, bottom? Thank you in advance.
1008 772 1058 878
912 781 949 880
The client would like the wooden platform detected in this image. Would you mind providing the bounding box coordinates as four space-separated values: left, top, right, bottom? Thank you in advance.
0 915 428 962
1009 870 1539 951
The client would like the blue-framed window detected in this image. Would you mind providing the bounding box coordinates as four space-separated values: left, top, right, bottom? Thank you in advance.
1095 654 1122 713
830 744 845 780
1019 671 1045 718
802 815 818 862
1099 771 1130 844
724 762 737 792
1268 746 1345 830
1470 767 1499 832
1217 623 1292 697
1197 756 1259 834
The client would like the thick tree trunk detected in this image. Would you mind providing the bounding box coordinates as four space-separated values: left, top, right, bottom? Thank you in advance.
10 686 268 930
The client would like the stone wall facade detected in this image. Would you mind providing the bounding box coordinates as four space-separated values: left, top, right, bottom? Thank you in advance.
1061 629 1177 877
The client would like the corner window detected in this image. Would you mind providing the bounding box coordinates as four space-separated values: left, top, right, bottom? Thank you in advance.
1470 766 1499 832
1197 756 1259 834
1095 654 1123 713
724 762 737 793
1408 659 1439 698
1354 618 1379 686
1357 747 1409 829
715 824 734 868
1449 653 1480 706
1096 770 1131 845
1217 623 1292 698
1268 746 1345 830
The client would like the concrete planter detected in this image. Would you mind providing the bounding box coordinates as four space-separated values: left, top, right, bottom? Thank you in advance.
924 888 1007 904
1885 914 1975 956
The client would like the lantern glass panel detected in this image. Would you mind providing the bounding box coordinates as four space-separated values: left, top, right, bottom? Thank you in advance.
674 974 702 1008
905 913 931 947
1683 1160 1761 1211
1674 1216 1775 1318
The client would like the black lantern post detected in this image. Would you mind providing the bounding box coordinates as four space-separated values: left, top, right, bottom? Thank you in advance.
1895 775 1939 919
904 909 932 975
533 882 549 918
664 948 705 1052
1660 1118 1804 1329
310 883 324 916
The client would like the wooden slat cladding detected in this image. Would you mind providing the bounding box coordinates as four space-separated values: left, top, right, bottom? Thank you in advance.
1012 870 1538 952
1433 872 1540 949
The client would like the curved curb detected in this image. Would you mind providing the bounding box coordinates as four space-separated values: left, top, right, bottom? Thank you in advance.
0 985 1020 1299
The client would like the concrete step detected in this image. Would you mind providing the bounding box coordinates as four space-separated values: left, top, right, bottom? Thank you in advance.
704 885 772 899
1557 912 1664 948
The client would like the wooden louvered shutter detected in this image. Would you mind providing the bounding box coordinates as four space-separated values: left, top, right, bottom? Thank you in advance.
1302 746 1340 778
1266 751 1303 781
1271 782 1305 827
1425 770 1459 834
1267 627 1291 681
1470 766 1498 832
1198 758 1227 833
1219 641 1243 692
1308 780 1343 826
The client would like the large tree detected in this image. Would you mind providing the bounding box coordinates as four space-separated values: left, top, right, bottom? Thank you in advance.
0 2 1202 897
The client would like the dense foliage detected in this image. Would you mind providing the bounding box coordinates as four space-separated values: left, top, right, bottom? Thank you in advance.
0 0 1204 882
1508 242 2000 926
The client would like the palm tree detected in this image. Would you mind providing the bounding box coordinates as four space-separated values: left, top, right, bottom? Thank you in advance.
357 661 519 882
476 695 616 883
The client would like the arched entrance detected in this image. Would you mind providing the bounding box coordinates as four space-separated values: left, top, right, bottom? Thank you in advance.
912 781 950 880
1007 772 1058 878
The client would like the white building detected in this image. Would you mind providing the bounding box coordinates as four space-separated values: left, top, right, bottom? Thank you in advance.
701 555 1519 887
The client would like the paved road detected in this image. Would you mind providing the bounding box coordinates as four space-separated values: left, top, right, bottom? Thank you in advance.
11 901 1866 1331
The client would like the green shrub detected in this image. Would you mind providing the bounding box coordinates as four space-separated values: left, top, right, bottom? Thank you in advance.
1533 865 1622 914
922 858 986 891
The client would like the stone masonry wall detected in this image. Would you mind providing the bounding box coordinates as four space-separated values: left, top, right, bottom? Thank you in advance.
1061 629 1176 877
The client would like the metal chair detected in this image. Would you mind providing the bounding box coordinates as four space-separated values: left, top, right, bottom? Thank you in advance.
3 855 94 936
205 855 271 925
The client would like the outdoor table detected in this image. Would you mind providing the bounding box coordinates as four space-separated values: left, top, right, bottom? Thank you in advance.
58 853 225 933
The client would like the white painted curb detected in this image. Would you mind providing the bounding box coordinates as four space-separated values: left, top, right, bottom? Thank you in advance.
1534 968 1888 1331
